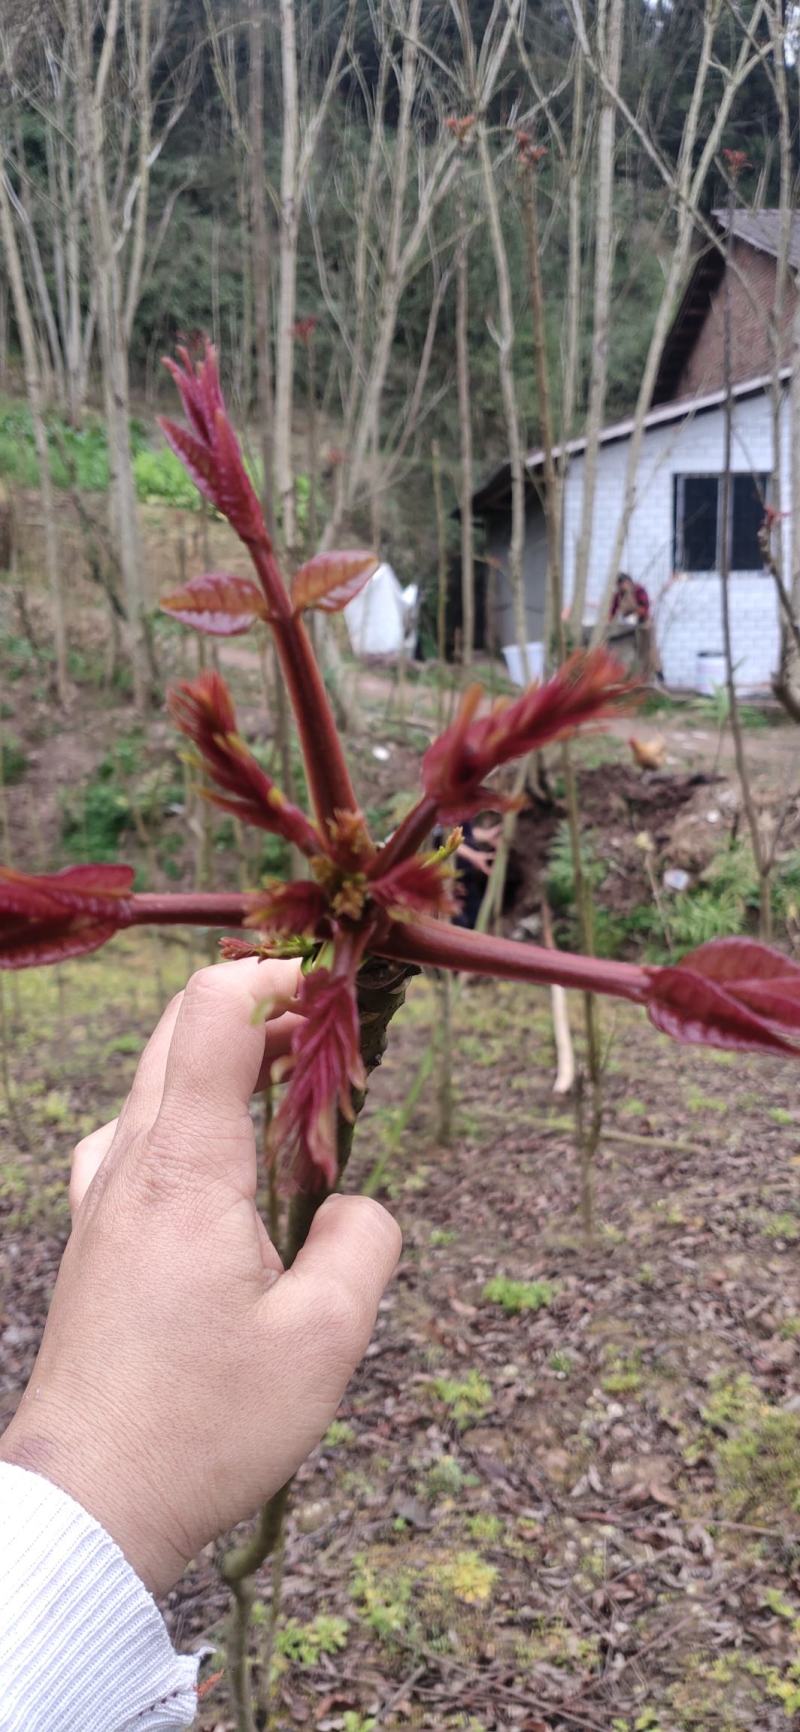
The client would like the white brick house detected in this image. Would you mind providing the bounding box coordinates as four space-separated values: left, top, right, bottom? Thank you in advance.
472 211 797 692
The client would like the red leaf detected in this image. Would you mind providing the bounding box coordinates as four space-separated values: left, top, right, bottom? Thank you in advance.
0 864 135 970
291 550 379 615
423 649 633 819
675 937 800 1023
370 854 455 919
271 963 365 1189
157 418 220 509
248 880 328 937
168 672 322 855
646 960 800 1058
161 573 270 636
212 409 266 546
677 936 800 987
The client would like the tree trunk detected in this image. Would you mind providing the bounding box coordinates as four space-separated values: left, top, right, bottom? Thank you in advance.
71 0 150 712
569 0 623 635
275 0 300 559
455 186 475 667
0 156 69 704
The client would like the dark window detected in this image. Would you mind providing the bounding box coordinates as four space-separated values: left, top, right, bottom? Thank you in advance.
731 473 766 570
676 476 718 571
674 473 768 574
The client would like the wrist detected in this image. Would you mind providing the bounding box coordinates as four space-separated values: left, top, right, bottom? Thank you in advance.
0 1399 187 1597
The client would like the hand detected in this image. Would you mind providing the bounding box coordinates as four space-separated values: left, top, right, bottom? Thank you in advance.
458 842 495 875
0 960 401 1597
472 822 502 848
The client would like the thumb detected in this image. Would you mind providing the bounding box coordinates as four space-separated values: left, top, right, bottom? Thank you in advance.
258 1195 401 1423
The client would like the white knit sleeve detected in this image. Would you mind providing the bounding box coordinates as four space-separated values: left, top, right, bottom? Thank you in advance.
0 1463 200 1731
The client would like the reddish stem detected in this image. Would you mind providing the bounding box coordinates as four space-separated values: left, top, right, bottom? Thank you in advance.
375 913 650 1004
126 892 251 929
249 544 359 827
368 796 439 878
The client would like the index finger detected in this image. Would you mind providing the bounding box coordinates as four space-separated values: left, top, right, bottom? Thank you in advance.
146 958 302 1187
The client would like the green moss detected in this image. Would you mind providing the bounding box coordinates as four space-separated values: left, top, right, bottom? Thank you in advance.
702 1373 757 1432
467 1512 503 1544
426 1455 465 1498
716 1404 800 1518
274 1613 348 1666
323 1420 356 1449
686 1088 728 1114
428 1550 497 1605
601 1351 643 1396
351 1555 413 1643
482 1276 554 1314
431 1371 492 1428
763 1211 800 1243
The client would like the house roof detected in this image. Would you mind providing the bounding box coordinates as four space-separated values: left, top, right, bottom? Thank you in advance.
715 208 800 272
470 366 789 517
651 208 800 404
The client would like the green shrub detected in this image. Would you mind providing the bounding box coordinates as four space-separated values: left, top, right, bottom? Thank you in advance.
133 446 203 509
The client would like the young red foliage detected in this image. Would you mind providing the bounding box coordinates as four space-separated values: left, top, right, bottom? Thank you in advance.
0 864 135 967
168 672 321 855
271 958 366 1189
290 550 379 615
161 573 271 635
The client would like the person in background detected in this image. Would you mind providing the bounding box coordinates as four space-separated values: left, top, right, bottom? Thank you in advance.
453 816 502 928
610 571 651 624
609 572 662 683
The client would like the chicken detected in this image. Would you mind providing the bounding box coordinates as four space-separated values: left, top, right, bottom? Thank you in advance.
629 734 666 771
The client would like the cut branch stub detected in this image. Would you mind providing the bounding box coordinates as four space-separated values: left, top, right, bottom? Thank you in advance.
161 573 272 635
290 549 379 615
